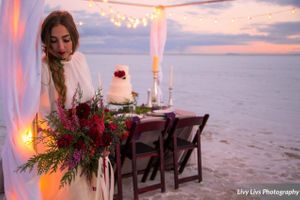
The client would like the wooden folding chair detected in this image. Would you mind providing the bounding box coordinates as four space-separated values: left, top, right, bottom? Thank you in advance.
148 114 209 189
118 118 169 200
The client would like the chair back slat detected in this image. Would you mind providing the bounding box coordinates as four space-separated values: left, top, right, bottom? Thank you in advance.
132 120 168 141
173 114 209 133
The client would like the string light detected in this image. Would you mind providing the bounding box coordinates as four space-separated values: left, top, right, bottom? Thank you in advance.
88 0 161 28
88 0 94 8
291 8 296 14
109 7 114 14
83 1 298 29
268 13 272 19
99 9 106 16
142 17 148 26
127 23 132 28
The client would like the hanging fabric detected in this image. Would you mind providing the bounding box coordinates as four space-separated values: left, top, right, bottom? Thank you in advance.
150 6 167 104
0 0 45 199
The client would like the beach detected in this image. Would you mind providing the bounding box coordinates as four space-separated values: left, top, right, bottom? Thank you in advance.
1 54 300 199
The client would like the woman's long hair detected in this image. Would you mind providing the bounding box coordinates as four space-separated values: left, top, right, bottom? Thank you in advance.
41 11 79 105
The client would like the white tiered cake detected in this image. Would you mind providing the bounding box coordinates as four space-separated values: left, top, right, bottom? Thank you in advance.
107 65 133 104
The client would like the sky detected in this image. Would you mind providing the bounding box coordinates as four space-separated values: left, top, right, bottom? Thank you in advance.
3 0 300 54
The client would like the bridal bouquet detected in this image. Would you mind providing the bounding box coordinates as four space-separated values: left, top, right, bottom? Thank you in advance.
18 88 131 188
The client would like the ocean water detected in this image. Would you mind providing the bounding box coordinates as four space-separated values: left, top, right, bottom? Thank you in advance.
87 54 300 137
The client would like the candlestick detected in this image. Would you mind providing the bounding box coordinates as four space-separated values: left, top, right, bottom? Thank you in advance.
152 56 159 72
147 88 152 108
169 65 173 88
168 87 173 108
151 71 159 108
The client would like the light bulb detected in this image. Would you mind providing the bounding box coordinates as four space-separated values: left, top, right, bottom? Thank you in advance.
291 8 296 14
268 13 272 19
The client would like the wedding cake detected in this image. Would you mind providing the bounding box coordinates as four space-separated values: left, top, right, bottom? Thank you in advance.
107 65 133 104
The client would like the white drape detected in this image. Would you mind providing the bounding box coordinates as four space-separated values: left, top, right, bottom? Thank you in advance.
150 7 167 103
0 0 44 199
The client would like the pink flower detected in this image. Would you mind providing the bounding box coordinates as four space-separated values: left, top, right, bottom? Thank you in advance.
57 99 75 131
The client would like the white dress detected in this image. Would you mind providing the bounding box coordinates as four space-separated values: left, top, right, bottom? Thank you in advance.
39 51 96 200
39 51 94 117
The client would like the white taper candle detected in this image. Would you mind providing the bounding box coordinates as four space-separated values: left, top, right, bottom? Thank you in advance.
97 73 102 90
169 65 174 88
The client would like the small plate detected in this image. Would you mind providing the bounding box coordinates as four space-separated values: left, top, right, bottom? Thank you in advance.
117 113 141 118
153 109 173 114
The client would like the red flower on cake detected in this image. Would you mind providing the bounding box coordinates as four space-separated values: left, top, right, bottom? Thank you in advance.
114 70 126 79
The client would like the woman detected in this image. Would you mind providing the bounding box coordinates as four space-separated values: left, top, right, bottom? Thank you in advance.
39 10 94 116
39 10 96 200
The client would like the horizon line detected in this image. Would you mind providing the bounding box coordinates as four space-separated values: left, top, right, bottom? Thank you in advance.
82 51 300 56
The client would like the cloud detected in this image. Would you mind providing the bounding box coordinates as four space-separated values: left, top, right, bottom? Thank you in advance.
76 13 300 53
71 10 150 53
196 0 234 9
256 21 300 44
164 20 300 53
258 0 300 8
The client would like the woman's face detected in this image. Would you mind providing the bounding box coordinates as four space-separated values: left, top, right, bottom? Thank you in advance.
50 24 73 60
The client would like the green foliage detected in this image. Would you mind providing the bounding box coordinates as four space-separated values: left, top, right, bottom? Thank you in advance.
18 88 129 188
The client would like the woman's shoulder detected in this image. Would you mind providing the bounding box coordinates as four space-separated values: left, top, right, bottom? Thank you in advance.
72 51 87 62
41 56 49 70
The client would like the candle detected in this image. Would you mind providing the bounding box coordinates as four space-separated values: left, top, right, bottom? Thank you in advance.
152 56 159 72
169 65 174 88
97 73 102 90
147 88 152 107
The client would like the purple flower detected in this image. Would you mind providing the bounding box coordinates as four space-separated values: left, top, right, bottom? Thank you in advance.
67 150 82 170
57 99 75 131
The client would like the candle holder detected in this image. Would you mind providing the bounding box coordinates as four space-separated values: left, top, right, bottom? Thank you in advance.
168 87 173 108
147 89 152 108
151 71 159 108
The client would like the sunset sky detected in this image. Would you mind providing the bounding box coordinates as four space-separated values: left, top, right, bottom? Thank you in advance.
3 0 300 54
